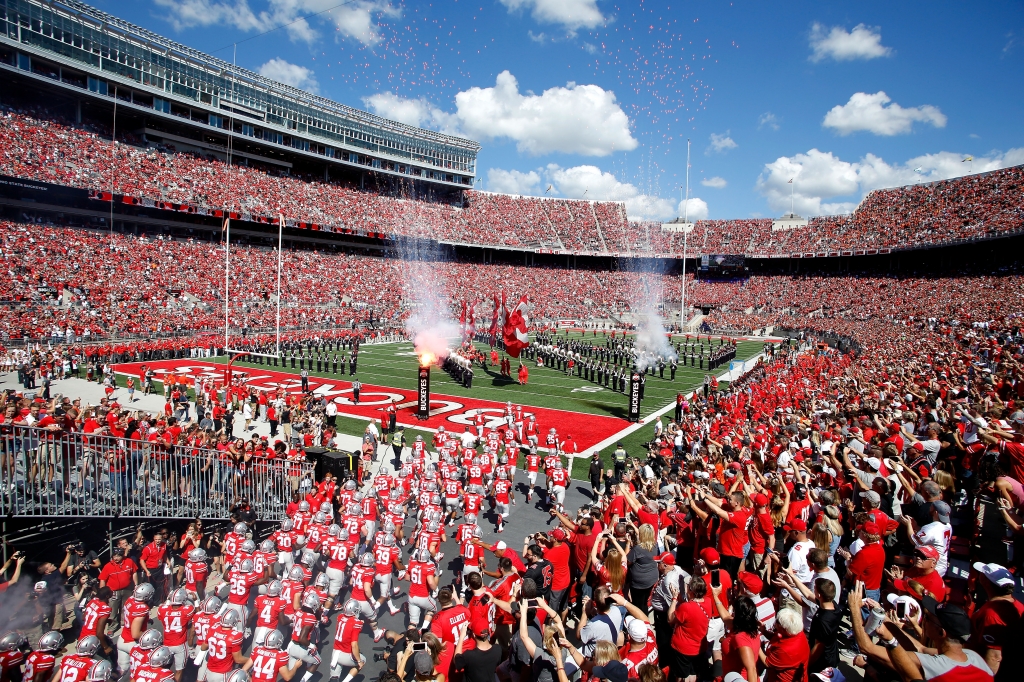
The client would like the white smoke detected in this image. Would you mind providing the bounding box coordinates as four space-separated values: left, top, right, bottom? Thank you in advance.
629 264 678 371
398 238 460 361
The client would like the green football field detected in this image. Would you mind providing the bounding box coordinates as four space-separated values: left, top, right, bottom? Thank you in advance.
217 332 764 477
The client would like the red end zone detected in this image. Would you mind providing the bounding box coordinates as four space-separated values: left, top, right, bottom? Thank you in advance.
113 360 627 451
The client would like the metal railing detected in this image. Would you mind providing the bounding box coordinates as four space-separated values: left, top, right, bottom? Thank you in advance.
0 425 315 520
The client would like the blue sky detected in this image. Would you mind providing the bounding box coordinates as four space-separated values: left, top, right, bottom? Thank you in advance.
104 0 1023 220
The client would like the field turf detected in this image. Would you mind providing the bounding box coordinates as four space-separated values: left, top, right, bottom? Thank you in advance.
214 332 764 478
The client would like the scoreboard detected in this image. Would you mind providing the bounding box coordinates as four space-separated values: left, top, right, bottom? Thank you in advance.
699 255 748 278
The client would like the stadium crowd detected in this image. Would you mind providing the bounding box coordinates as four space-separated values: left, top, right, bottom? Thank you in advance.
1 107 1022 257
1 254 1023 682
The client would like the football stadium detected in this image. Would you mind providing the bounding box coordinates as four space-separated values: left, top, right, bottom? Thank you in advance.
0 2 1022 682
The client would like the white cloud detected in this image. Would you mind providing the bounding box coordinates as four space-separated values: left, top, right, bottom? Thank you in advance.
756 147 1024 216
499 0 605 31
707 132 738 154
701 177 727 189
758 112 780 131
823 91 947 136
153 0 399 46
678 197 709 221
545 165 677 220
362 92 458 132
487 168 542 195
455 71 637 156
809 22 892 62
257 58 318 93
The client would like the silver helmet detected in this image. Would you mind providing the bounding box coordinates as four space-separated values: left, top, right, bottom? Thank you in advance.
298 501 310 512
381 534 396 548
300 551 316 568
359 553 374 567
288 566 306 581
328 524 342 538
133 583 155 603
225 670 251 682
320 502 333 513
88 660 113 682
301 591 321 611
36 631 64 653
0 632 25 652
168 588 189 606
202 596 222 615
314 573 329 589
344 480 357 491
259 540 276 554
233 522 248 536
264 631 285 650
76 635 101 658
465 514 477 525
220 610 242 631
280 519 294 532
239 559 255 573
148 647 173 669
240 540 256 555
313 512 327 524
342 599 360 618
188 548 208 562
137 629 163 650
266 580 283 597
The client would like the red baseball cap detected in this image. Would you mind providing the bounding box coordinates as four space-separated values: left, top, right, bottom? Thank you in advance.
549 528 567 541
784 518 807 532
737 571 763 595
699 547 721 566
752 493 769 507
654 552 676 566
861 521 881 535
914 545 939 560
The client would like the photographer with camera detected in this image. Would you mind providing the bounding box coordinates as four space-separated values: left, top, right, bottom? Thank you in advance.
0 550 26 593
60 542 100 583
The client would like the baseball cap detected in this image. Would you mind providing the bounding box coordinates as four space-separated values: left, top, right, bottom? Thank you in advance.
699 547 721 566
859 490 881 505
414 652 435 676
737 571 763 595
591 661 628 682
33 581 47 592
752 493 769 507
865 457 882 470
912 442 924 452
549 528 567 541
915 545 940 560
972 562 1015 588
921 596 972 641
626 619 648 642
931 501 951 524
811 669 846 682
861 521 881 536
783 518 807 532
494 541 508 551
654 552 676 566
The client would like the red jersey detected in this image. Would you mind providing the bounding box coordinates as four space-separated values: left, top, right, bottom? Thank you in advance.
374 545 400 574
290 611 318 644
24 652 55 681
120 597 151 643
489 574 521 626
464 492 483 515
548 468 568 487
133 664 174 682
184 559 209 591
408 560 436 598
128 646 151 679
280 579 304 616
254 595 287 628
191 612 217 646
221 532 242 561
271 529 294 553
227 570 260 605
461 538 481 567
431 605 471 648
248 646 291 682
158 603 195 647
79 597 112 639
526 454 540 472
493 479 511 502
206 626 244 674
323 537 351 570
333 615 363 655
619 623 659 678
57 655 96 682
349 564 374 601
443 479 461 498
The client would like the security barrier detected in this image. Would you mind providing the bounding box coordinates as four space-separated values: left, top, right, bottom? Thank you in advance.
0 425 314 520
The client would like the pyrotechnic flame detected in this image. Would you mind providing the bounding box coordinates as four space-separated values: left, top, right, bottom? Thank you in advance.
418 352 436 367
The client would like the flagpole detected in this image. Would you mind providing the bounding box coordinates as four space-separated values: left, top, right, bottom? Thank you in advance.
277 214 283 357
791 178 795 215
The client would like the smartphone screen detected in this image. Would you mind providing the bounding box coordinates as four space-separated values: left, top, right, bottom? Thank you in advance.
896 602 907 619
413 642 427 652
711 569 720 588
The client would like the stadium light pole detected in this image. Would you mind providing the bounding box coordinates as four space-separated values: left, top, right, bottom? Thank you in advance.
680 138 690 332
277 214 283 356
109 87 117 247
224 217 230 352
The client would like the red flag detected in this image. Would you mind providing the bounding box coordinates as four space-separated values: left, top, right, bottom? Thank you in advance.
502 295 530 358
459 301 467 339
467 301 477 338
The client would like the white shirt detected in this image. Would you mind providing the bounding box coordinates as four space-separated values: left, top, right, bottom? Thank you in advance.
326 402 338 417
460 431 477 448
914 521 952 576
787 541 814 584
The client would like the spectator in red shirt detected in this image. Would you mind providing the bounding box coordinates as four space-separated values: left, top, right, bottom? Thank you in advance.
837 522 885 602
538 529 572 614
139 533 170 604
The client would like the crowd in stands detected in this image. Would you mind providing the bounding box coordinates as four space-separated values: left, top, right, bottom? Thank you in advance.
3 107 1023 258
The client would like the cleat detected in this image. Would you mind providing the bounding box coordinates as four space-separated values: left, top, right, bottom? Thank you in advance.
374 628 385 642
